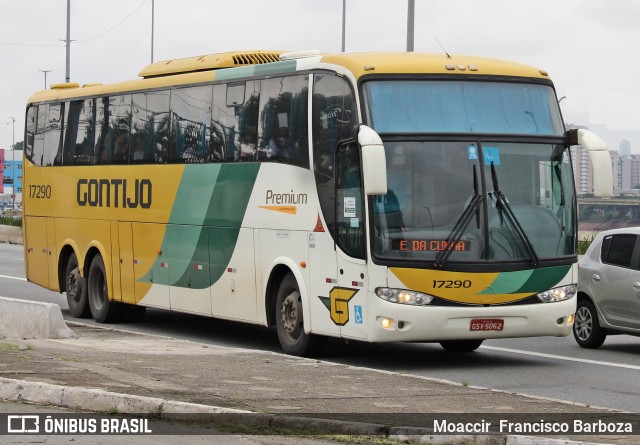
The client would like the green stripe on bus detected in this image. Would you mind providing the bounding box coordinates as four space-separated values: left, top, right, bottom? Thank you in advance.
215 60 298 81
140 163 260 288
479 265 571 295
514 265 571 293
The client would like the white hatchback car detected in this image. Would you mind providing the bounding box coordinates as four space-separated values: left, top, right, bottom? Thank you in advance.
575 228 640 348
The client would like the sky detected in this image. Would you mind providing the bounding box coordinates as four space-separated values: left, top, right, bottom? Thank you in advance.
1 0 640 153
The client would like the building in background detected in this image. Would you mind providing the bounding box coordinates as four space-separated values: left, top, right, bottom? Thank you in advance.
568 125 640 196
2 149 23 207
620 139 631 158
0 148 4 194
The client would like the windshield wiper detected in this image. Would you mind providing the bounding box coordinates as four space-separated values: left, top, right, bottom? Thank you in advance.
489 162 540 267
434 165 483 268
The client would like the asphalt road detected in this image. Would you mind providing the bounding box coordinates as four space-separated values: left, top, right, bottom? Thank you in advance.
2 242 639 412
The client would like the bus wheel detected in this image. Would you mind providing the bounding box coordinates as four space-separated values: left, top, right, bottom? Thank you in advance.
65 253 90 318
87 255 124 323
276 273 327 357
440 340 484 352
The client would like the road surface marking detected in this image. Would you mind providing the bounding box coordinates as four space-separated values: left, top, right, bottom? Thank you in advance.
0 274 27 281
482 345 640 370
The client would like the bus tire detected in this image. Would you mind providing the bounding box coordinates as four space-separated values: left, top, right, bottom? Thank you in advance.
440 339 484 352
87 255 124 323
276 273 327 357
65 253 90 318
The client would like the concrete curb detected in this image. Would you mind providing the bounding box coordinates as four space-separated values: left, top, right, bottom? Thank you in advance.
0 376 597 444
0 296 75 339
0 224 22 244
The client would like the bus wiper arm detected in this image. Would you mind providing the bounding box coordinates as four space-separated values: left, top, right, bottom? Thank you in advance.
489 162 539 267
435 165 483 268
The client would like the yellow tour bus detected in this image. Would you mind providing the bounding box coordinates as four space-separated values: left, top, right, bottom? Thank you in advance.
23 50 612 356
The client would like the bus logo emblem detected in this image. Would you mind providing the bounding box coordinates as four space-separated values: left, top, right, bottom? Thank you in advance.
318 287 358 326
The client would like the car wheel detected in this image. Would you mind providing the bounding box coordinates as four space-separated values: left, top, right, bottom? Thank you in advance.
573 298 606 349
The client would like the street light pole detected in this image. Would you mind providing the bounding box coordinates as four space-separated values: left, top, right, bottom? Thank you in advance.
39 69 52 89
65 0 71 82
341 0 346 52
151 0 155 62
407 0 415 52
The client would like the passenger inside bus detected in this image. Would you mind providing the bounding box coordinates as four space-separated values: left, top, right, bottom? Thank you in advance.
267 126 290 160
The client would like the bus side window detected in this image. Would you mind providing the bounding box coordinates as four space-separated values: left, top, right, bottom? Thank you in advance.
258 75 309 167
212 83 241 162
312 74 355 174
25 106 36 163
63 99 94 165
236 81 259 161
108 95 132 165
94 97 112 164
43 103 63 166
312 74 357 237
170 86 210 164
32 104 47 166
336 143 365 259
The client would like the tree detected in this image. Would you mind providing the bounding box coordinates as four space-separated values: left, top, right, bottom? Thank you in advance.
11 141 23 151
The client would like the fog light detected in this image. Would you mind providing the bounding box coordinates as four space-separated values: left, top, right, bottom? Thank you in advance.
380 317 393 329
566 314 575 325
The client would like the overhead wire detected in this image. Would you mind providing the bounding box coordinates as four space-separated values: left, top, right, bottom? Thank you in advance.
0 0 149 48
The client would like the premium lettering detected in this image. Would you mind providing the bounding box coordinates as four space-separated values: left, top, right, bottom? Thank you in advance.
266 189 308 205
77 179 152 208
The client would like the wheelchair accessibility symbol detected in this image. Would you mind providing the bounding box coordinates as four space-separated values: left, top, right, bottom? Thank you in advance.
354 305 363 324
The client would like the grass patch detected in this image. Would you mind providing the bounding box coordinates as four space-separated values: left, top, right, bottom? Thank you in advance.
578 234 596 255
0 215 22 227
0 343 20 352
0 343 33 352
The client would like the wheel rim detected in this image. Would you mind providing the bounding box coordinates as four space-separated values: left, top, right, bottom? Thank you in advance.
280 290 302 340
67 267 80 303
575 306 593 342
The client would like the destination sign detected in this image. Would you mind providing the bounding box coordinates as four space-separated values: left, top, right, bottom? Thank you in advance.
393 239 470 252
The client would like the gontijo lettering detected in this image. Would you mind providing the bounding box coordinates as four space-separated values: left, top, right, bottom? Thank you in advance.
77 179 152 208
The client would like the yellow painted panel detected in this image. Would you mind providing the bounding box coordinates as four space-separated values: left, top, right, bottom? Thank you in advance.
389 268 529 305
118 222 136 304
46 218 58 292
24 162 184 223
25 217 49 289
110 222 122 302
133 223 166 304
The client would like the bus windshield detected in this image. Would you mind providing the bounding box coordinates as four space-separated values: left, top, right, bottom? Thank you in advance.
371 140 576 265
364 80 564 135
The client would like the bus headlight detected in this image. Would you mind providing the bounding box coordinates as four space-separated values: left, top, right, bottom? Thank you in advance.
536 284 577 303
375 288 434 306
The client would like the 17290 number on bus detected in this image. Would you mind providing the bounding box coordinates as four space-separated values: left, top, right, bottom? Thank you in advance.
432 280 472 289
29 185 51 199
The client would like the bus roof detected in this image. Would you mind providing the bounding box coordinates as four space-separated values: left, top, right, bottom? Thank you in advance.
26 50 551 104
319 52 549 79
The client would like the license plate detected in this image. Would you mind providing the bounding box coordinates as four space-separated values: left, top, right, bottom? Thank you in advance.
470 319 504 331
